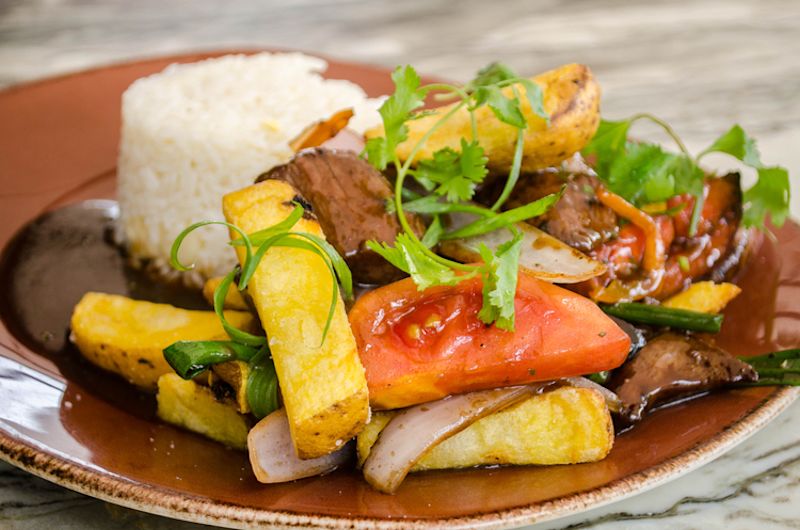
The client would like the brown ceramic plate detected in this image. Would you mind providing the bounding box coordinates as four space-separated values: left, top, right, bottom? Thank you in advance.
0 51 798 530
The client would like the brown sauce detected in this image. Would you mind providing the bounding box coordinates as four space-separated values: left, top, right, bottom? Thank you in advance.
0 200 207 418
0 198 794 429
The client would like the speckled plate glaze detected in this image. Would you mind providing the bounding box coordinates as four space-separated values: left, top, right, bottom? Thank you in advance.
0 51 797 530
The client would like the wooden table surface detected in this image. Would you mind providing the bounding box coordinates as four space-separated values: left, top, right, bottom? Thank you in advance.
0 0 798 528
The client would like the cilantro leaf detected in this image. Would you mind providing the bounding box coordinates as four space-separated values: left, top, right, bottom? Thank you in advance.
365 65 426 170
518 78 549 122
477 246 500 325
367 234 460 290
670 154 705 197
459 139 489 183
581 119 632 178
415 146 459 192
466 62 548 124
700 124 791 230
743 166 790 229
700 124 762 167
474 85 527 129
477 233 523 331
605 142 702 205
382 65 425 143
584 117 708 234
421 216 444 248
604 142 671 203
364 137 390 171
584 117 705 207
414 140 488 202
466 62 517 90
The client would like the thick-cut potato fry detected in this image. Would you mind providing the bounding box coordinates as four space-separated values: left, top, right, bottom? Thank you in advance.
70 292 256 390
357 386 612 470
223 179 370 459
203 276 250 310
156 373 251 450
366 63 600 173
662 281 742 314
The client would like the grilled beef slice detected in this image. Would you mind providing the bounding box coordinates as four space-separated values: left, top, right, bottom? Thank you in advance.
483 168 619 253
608 332 757 424
259 148 424 285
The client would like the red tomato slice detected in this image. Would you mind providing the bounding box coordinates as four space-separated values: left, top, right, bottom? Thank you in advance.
349 272 630 409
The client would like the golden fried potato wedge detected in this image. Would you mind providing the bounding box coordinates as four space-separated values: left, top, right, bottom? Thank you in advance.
366 63 600 173
662 281 742 314
358 386 613 470
223 179 369 459
203 276 250 311
156 373 252 450
70 292 256 390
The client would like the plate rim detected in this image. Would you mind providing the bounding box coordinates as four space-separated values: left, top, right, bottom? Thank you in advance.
2 387 796 530
0 51 797 530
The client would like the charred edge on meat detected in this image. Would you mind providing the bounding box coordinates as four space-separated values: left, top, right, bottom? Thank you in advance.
283 194 316 220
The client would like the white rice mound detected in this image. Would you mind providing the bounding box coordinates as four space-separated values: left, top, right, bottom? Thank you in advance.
117 52 381 284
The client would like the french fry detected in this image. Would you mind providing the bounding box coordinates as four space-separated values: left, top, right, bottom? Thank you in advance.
223 179 369 459
70 292 255 390
663 281 742 314
358 386 613 470
156 373 251 450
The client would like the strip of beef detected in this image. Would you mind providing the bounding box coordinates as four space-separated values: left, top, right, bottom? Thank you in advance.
608 332 757 424
259 148 424 285
480 161 619 253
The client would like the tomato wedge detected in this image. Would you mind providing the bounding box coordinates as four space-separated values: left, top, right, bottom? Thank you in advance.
349 272 630 409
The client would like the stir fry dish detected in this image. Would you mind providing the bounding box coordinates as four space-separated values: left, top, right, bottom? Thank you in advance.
68 58 798 494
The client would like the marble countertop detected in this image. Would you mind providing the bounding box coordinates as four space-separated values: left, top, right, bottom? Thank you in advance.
0 0 798 528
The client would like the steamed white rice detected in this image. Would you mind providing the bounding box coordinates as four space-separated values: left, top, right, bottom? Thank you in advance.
117 52 381 284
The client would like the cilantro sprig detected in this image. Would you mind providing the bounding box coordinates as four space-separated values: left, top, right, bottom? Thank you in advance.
583 117 790 234
698 125 791 230
364 63 552 331
412 139 488 202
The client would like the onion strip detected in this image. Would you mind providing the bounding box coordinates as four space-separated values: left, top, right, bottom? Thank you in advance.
362 384 552 494
563 377 622 413
440 213 607 284
248 409 351 483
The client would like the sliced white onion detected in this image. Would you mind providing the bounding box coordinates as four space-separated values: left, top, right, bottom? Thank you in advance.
248 408 351 483
439 213 606 284
563 376 622 413
362 384 551 494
